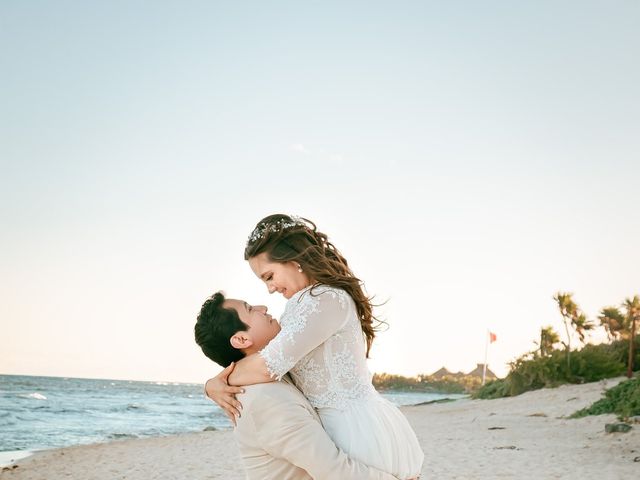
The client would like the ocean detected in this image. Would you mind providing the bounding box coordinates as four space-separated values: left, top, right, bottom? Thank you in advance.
0 374 466 455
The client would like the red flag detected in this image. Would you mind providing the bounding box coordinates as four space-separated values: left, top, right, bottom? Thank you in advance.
489 332 497 343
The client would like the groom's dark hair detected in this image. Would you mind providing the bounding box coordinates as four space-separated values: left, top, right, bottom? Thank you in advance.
194 291 249 367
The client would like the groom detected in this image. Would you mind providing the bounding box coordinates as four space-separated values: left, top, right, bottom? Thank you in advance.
195 291 398 480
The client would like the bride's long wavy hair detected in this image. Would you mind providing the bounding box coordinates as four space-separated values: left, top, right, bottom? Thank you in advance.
244 214 382 357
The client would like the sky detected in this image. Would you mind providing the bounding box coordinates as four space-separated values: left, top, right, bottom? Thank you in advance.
1 1 639 383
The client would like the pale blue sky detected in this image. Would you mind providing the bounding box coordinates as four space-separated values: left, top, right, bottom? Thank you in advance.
1 1 639 382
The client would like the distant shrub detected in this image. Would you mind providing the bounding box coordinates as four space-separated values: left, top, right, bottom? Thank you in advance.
569 343 627 382
570 377 640 420
506 351 567 395
375 337 639 399
608 337 640 368
420 379 468 394
372 372 468 393
472 379 509 399
472 339 631 399
372 373 420 390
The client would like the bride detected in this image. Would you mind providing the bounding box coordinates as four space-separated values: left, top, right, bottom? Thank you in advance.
206 214 423 479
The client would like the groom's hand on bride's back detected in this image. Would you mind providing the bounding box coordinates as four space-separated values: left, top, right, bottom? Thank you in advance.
204 362 245 426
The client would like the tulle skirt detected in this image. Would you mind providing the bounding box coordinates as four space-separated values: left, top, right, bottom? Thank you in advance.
319 393 424 479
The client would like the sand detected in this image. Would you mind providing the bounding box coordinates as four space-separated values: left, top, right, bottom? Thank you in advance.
2 377 638 479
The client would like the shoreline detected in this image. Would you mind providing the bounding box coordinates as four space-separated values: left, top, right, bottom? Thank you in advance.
2 377 638 479
0 452 33 470
0 390 462 464
0 396 453 468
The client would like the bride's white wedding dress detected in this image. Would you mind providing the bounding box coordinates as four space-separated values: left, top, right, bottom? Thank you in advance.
260 285 424 479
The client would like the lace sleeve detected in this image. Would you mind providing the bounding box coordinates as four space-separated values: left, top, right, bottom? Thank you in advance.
259 288 349 380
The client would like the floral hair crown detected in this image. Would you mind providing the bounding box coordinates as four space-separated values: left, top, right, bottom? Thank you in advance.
247 215 307 245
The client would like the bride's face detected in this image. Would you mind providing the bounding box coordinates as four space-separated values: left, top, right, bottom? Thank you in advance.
248 252 312 299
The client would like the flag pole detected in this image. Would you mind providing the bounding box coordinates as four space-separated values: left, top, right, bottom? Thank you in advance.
482 329 489 386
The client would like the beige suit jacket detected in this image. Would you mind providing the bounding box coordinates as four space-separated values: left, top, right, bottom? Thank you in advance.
234 377 398 480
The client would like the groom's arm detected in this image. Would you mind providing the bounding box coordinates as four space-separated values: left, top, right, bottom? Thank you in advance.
250 387 399 480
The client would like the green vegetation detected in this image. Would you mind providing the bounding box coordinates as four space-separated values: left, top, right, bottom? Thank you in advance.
473 339 635 399
473 291 640 400
570 377 640 420
553 292 594 374
622 296 640 378
378 292 640 401
372 373 469 394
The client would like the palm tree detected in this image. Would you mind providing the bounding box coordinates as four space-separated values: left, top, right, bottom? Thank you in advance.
537 326 560 357
623 295 640 378
553 292 593 374
554 292 577 351
598 306 626 341
573 312 595 343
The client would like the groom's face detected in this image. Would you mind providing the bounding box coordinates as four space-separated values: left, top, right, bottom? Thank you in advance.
223 299 281 351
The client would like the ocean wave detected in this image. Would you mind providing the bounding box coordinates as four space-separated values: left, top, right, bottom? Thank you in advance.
15 415 37 422
52 408 88 415
18 393 47 401
102 404 148 413
106 433 139 440
0 414 17 427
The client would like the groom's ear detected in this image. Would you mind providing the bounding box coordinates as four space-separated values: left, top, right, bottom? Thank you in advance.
230 331 253 350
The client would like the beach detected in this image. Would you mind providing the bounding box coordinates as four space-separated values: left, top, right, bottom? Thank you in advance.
2 377 638 479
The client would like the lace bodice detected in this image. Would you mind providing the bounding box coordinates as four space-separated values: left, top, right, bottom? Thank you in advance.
259 285 377 410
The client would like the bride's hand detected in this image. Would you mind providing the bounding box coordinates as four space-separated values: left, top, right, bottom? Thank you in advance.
204 362 245 426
